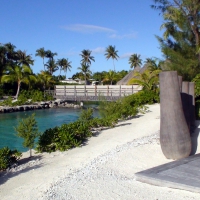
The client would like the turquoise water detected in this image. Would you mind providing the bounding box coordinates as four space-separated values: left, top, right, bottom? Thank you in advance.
0 108 98 152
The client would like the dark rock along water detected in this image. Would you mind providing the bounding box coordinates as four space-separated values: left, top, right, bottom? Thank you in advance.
0 107 99 152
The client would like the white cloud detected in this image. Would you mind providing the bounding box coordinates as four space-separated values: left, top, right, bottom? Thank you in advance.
92 47 105 54
61 24 137 41
61 24 115 34
109 32 137 39
120 52 134 59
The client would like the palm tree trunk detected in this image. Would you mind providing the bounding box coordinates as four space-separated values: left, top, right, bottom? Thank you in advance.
113 59 115 71
15 81 21 99
43 58 45 71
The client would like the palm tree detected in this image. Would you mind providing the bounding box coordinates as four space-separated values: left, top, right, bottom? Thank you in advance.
128 54 142 69
0 45 7 81
57 58 72 78
1 65 36 99
105 45 119 71
35 47 46 70
145 58 162 72
77 64 92 85
45 50 57 61
62 59 72 79
16 50 34 67
45 59 59 75
103 70 117 85
4 43 16 62
72 72 84 80
37 71 54 92
80 49 95 66
128 69 161 92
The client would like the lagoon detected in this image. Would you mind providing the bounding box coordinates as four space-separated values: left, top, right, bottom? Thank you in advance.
0 107 99 152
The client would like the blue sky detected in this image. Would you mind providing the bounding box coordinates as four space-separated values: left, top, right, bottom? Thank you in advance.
0 0 164 78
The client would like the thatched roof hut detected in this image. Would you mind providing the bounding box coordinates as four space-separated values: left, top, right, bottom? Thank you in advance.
117 65 148 85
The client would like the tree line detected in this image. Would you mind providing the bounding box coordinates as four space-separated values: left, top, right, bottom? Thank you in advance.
0 42 158 99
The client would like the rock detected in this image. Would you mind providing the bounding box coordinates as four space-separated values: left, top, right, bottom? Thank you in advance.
74 105 80 109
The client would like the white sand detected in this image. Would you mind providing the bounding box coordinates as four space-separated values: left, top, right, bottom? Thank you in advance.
1 103 200 200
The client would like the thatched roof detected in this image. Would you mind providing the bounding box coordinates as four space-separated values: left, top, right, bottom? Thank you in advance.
117 65 148 85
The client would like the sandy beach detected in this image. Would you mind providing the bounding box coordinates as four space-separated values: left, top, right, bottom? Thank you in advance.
1 103 200 200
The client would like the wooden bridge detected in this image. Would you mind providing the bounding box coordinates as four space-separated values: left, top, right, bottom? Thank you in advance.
50 85 142 101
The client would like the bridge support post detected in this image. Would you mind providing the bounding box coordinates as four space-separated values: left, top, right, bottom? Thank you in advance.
74 86 76 101
64 85 66 99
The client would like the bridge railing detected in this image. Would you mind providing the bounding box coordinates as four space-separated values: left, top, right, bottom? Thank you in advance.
53 85 142 101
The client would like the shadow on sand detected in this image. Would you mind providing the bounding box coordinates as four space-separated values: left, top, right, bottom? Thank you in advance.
190 120 200 156
0 155 43 185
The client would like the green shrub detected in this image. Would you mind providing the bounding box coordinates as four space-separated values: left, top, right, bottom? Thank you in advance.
0 96 13 106
36 121 92 153
0 90 54 107
78 108 94 122
0 147 22 170
36 127 59 153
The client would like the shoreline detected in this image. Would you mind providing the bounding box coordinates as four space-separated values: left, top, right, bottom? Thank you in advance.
1 104 200 200
0 99 82 113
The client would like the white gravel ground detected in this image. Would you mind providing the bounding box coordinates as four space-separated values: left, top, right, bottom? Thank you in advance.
1 104 200 200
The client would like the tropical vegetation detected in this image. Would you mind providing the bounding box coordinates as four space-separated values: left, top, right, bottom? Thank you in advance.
105 45 119 71
152 0 200 81
15 113 40 157
129 54 142 69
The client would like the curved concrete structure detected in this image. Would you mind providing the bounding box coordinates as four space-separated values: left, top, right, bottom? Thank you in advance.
159 71 191 160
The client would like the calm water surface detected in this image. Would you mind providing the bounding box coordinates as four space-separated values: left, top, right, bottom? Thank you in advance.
0 107 99 152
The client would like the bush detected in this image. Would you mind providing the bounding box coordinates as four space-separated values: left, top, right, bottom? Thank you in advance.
78 108 94 122
99 90 159 121
36 121 92 153
0 90 54 106
0 147 22 170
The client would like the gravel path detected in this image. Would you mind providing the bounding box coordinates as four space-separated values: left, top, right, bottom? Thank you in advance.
41 133 200 200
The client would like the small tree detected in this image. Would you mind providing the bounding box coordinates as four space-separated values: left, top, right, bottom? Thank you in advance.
15 113 40 157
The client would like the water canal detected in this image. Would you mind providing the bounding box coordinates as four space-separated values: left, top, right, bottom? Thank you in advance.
0 107 99 152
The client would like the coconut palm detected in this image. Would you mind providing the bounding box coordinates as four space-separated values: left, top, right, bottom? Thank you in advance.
103 70 117 85
45 59 59 75
80 49 95 66
0 45 7 65
145 58 162 72
35 47 46 70
77 64 92 85
72 72 84 80
128 69 161 92
57 58 72 78
0 46 7 81
45 50 57 61
1 65 36 99
37 71 54 91
128 54 142 69
62 59 72 79
16 50 34 67
4 42 17 62
105 45 119 71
